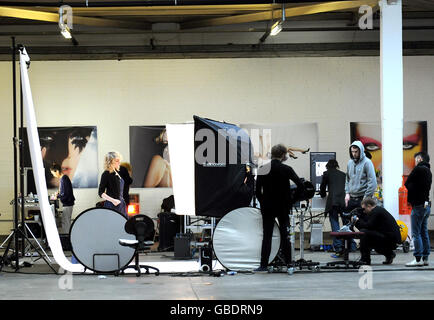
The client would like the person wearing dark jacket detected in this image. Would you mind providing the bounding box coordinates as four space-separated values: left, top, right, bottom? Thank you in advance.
352 197 401 265
98 151 127 218
254 144 305 272
405 151 432 267
50 163 75 234
320 159 346 255
119 162 133 206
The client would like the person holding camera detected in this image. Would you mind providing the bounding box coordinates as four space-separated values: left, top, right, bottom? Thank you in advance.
254 144 305 272
405 151 432 267
351 197 401 265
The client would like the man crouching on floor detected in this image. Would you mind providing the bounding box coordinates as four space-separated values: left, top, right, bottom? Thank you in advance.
351 197 401 265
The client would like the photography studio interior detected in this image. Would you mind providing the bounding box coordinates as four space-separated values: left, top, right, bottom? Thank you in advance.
0 0 433 306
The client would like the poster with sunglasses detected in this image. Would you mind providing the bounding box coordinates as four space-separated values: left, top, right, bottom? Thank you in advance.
350 121 428 178
20 126 99 189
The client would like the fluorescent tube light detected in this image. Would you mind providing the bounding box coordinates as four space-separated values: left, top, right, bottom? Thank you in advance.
270 21 282 36
60 25 72 39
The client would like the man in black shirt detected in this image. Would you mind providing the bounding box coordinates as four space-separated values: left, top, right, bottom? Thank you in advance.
352 197 401 265
255 144 305 272
405 151 432 267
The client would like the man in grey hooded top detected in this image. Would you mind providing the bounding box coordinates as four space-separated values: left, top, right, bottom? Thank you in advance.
345 140 378 212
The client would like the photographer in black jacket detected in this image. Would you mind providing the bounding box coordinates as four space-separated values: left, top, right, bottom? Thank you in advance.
351 197 401 265
254 144 305 272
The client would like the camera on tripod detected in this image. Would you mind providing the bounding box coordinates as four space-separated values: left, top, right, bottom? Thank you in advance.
289 179 315 206
340 207 365 232
345 207 364 219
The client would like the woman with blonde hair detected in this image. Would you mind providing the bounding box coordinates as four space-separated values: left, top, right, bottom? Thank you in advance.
98 151 127 217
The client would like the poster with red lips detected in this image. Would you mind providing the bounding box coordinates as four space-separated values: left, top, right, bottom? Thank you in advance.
350 121 428 179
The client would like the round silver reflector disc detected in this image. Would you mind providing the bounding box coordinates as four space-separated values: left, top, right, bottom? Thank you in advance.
212 207 281 271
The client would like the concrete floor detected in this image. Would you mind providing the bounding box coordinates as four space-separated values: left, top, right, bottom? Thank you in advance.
1 248 433 301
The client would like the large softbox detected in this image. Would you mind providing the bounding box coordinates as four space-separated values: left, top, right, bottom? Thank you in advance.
166 116 254 218
193 116 254 218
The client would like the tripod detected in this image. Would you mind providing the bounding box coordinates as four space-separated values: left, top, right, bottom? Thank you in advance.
289 200 320 271
0 221 55 272
0 39 57 274
1 200 53 261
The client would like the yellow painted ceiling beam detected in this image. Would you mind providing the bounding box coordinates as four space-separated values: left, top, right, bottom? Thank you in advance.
180 0 379 29
15 4 282 16
67 9 267 16
0 6 151 29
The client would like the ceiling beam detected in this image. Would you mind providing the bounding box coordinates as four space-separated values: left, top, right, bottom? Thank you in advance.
0 6 151 30
0 41 432 61
13 4 282 16
180 0 379 29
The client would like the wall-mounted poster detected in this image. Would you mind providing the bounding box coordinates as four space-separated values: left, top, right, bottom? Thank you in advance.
130 126 172 188
240 122 318 182
350 121 428 178
21 126 98 189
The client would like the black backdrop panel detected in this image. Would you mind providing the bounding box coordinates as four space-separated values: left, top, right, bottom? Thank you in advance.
194 116 254 218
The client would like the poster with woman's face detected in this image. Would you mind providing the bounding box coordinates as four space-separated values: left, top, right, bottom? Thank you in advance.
350 121 428 177
130 126 172 188
22 126 99 189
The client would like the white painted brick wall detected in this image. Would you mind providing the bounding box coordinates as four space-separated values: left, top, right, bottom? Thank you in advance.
0 56 433 234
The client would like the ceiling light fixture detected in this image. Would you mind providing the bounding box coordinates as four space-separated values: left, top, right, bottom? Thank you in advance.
60 25 72 39
270 21 282 36
270 3 285 37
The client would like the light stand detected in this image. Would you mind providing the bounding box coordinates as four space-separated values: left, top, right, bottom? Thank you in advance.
12 36 19 269
19 66 26 257
269 198 322 272
291 200 320 270
0 40 57 274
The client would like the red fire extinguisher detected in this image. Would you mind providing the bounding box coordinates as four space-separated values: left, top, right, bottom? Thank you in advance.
399 175 411 215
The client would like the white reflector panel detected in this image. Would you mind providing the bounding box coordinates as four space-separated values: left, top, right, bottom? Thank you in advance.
212 207 280 271
166 123 195 216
